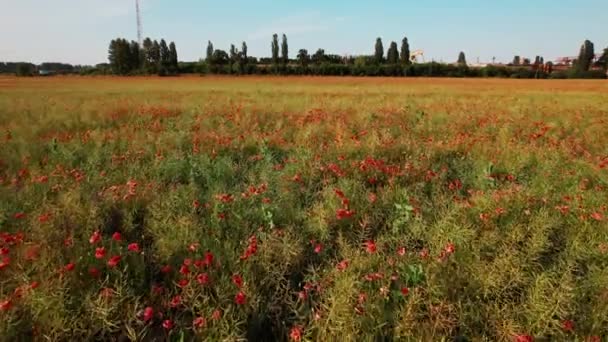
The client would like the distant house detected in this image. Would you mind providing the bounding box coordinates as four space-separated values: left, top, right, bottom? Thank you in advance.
38 70 56 76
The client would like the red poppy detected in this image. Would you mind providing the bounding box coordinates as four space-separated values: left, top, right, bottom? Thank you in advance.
232 274 243 288
401 287 409 296
364 241 377 254
0 257 9 271
89 231 102 245
193 316 206 329
107 255 121 268
178 279 189 288
591 212 604 221
336 260 349 271
95 247 106 259
204 251 214 267
1 247 11 256
89 267 100 278
65 262 76 272
161 265 172 274
179 265 190 275
111 232 122 242
336 208 355 220
235 291 247 305
0 300 12 312
183 258 192 266
142 306 154 322
368 193 377 203
14 212 25 219
314 243 323 254
289 326 302 341
169 295 182 308
397 246 406 256
162 319 173 330
298 291 307 301
30 281 39 289
212 309 222 320
445 243 455 255
196 273 210 285
515 335 533 342
127 243 140 253
562 320 574 332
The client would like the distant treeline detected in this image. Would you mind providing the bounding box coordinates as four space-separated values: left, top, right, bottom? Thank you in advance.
3 36 607 79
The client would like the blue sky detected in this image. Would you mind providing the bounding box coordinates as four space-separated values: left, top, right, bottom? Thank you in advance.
1 0 607 65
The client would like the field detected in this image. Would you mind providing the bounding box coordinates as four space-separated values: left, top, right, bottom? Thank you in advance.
1 76 607 341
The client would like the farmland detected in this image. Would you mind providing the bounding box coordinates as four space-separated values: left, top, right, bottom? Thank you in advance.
0 76 607 341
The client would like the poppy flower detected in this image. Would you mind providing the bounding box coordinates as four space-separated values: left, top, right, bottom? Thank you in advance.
30 281 39 289
161 265 172 274
591 212 604 221
107 255 121 268
162 319 173 330
127 243 140 253
364 241 377 254
313 243 323 254
65 262 76 272
193 316 206 329
13 212 25 219
95 247 106 259
178 279 189 288
336 260 349 271
290 326 302 341
111 232 122 242
89 267 100 278
196 273 210 285
212 309 222 320
515 335 533 342
445 243 455 254
0 247 10 256
89 231 102 245
0 300 12 312
232 274 243 288
204 252 214 267
562 320 574 332
0 257 9 271
397 246 406 256
235 291 247 305
401 287 409 296
179 265 190 275
169 295 182 308
142 306 154 322
336 208 355 220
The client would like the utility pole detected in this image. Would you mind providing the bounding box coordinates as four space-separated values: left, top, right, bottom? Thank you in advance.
136 0 143 46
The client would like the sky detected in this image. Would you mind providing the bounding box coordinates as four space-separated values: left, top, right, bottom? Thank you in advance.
1 0 607 65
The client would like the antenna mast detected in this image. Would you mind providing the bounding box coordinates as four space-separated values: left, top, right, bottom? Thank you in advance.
136 0 143 45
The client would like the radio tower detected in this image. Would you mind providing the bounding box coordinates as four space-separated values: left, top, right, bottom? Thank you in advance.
136 0 143 46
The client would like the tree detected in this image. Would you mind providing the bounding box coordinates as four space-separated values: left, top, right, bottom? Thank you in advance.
241 42 248 70
577 39 595 71
312 49 325 65
142 38 156 73
129 41 141 72
374 38 384 64
387 41 399 64
297 49 310 67
598 48 608 70
230 44 238 64
108 38 132 75
281 34 289 65
206 41 214 62
457 52 467 66
512 56 521 66
523 58 531 65
151 40 161 72
16 63 34 76
159 39 171 76
169 42 178 74
400 37 411 65
271 34 279 65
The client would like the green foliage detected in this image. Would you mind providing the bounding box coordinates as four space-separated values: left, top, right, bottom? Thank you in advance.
457 51 467 65
400 37 411 65
374 38 384 64
386 41 399 64
271 34 279 66
576 39 595 72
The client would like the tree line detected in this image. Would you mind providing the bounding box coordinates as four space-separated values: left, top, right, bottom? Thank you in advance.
107 38 179 75
4 36 608 78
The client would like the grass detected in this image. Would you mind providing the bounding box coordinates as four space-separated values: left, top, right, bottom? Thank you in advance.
0 75 607 341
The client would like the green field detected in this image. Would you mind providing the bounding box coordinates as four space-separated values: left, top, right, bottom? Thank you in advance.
1 76 607 341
